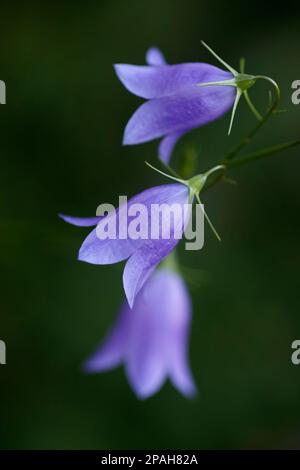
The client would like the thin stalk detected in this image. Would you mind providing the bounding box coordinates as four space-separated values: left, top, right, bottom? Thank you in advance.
145 161 185 185
195 193 221 242
224 76 281 161
201 139 300 193
244 90 262 121
201 40 238 76
157 156 182 179
226 139 300 169
228 89 242 135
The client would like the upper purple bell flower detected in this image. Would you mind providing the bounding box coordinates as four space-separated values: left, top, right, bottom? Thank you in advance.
115 47 236 163
60 182 190 308
84 267 197 399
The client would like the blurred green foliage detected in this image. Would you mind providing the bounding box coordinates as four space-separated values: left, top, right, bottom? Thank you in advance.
0 0 300 449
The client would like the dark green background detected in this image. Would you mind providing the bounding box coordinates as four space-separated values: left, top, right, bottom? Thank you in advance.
0 0 300 449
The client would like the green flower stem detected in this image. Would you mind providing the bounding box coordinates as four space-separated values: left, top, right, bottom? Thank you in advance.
224 76 281 161
226 139 300 169
201 139 300 193
163 138 300 270
224 108 273 161
244 89 262 121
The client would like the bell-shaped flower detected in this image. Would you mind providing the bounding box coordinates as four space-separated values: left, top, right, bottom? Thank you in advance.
60 183 189 308
115 45 234 163
60 165 223 308
115 42 275 163
84 267 197 399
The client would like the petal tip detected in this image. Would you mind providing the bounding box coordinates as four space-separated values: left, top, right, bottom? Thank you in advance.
173 376 198 399
145 47 167 66
77 247 90 264
81 359 97 374
134 389 155 400
58 213 69 223
125 290 135 310
129 377 164 400
123 260 141 309
122 131 132 146
122 121 141 145
113 63 122 77
184 384 198 400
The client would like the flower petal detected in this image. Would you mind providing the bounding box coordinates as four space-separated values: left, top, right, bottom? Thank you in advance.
123 246 158 309
122 185 189 307
115 62 232 100
170 345 197 398
123 85 236 144
164 271 197 398
125 268 196 399
146 47 167 66
78 184 188 265
123 238 181 309
125 282 168 398
59 213 101 227
83 303 130 373
158 130 186 163
78 227 135 265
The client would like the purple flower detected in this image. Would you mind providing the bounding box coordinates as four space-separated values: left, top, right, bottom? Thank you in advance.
115 47 236 163
60 183 190 308
84 267 197 399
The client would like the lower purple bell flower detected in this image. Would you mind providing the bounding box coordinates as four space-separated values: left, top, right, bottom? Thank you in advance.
84 267 197 399
115 47 236 163
60 183 191 308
